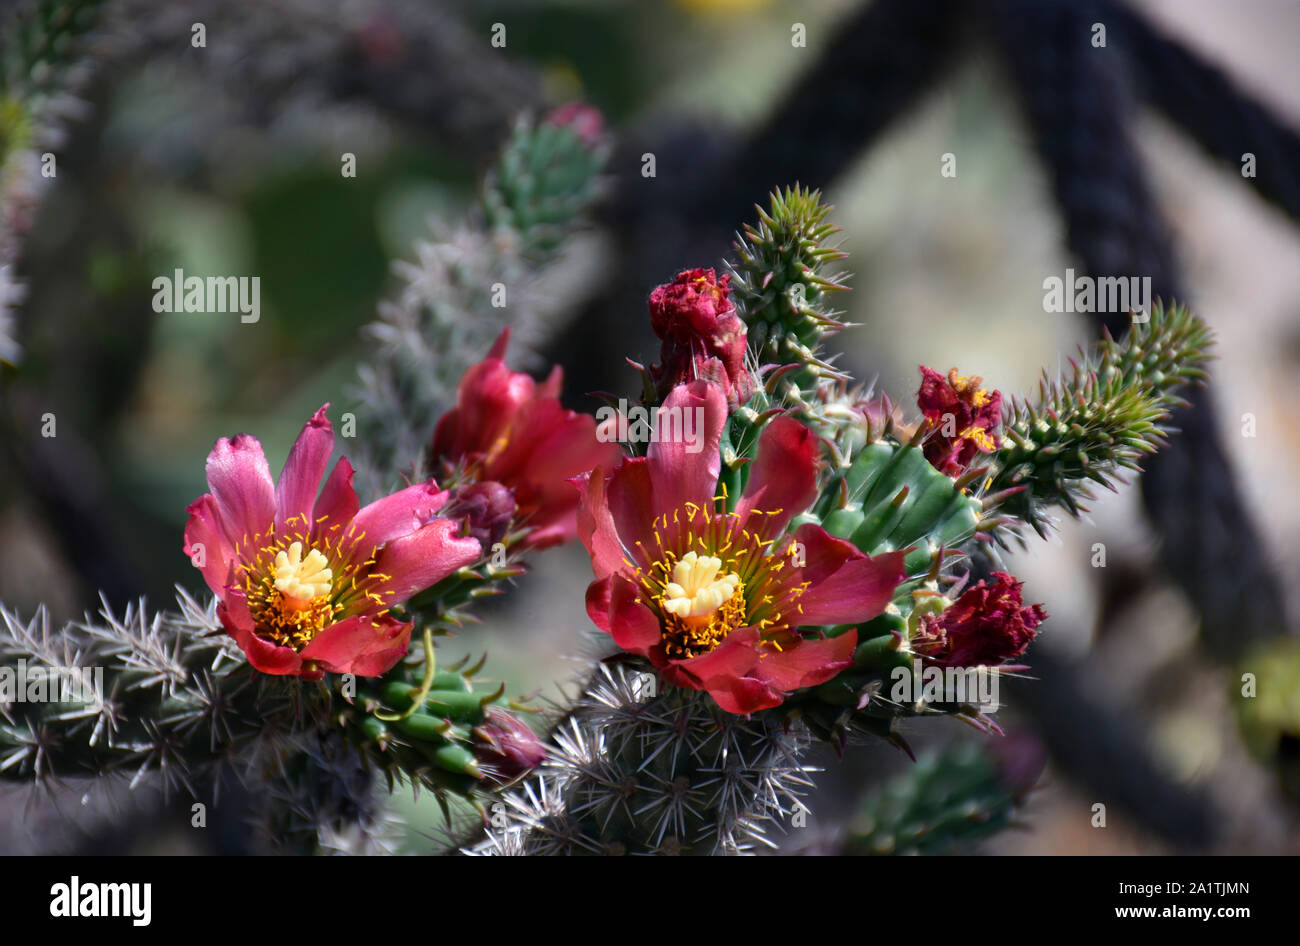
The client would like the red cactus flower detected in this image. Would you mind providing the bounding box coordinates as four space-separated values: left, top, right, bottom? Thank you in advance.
431 329 622 549
576 381 906 715
649 268 753 408
912 572 1046 668
917 366 1002 476
184 405 482 680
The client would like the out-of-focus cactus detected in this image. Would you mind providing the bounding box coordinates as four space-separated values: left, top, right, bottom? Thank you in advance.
839 736 1044 855
1235 639 1300 804
354 108 609 496
1 0 106 362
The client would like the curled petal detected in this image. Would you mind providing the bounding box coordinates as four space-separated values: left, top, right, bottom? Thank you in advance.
183 494 234 596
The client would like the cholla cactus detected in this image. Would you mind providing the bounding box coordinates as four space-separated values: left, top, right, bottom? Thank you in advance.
469 663 814 855
468 188 1214 855
836 736 1044 856
1 0 105 363
353 108 609 497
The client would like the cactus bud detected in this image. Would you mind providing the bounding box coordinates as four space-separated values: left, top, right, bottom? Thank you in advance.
472 707 546 783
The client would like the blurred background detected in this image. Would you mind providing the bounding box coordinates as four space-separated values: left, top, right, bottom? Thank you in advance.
1 0 1298 853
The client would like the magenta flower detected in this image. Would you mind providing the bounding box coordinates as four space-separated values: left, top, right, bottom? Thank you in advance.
576 381 905 715
184 405 482 680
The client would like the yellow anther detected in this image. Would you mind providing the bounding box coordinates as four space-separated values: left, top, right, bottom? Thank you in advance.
273 541 333 601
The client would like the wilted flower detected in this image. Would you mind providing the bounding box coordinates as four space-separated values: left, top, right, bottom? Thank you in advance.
431 329 621 549
185 405 482 680
576 381 905 715
912 572 1046 668
472 707 547 783
917 366 1002 476
649 268 753 408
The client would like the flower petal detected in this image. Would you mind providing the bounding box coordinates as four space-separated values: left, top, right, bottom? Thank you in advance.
218 591 304 677
646 380 727 518
205 432 276 548
183 494 234 596
312 456 360 541
573 468 629 579
752 631 857 692
370 518 482 603
793 524 905 626
276 404 333 532
735 414 819 535
350 479 450 547
665 626 761 689
589 576 660 655
301 613 413 677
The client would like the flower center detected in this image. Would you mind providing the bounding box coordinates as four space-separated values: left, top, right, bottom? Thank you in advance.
658 551 745 659
239 535 343 652
662 551 738 621
274 541 333 601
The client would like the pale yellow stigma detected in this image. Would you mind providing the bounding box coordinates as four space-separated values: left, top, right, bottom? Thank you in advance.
662 551 740 622
273 541 333 602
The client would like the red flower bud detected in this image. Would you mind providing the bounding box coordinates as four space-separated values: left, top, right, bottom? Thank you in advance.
649 268 753 408
445 481 516 550
917 366 1002 476
913 572 1046 668
545 102 605 149
472 707 546 783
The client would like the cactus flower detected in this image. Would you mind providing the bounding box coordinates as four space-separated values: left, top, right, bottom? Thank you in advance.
649 268 753 408
917 366 1002 476
576 381 906 714
431 329 621 549
184 405 482 680
912 572 1046 668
